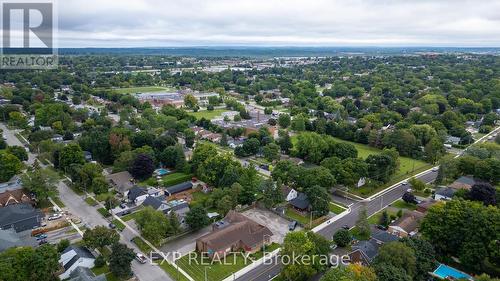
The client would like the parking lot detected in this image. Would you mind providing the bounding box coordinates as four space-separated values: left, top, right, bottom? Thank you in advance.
242 207 300 243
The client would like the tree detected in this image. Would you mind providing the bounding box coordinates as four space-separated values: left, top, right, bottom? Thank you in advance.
185 205 209 230
281 231 331 281
109 243 135 279
261 179 284 208
400 237 437 281
374 264 412 281
355 208 370 240
135 207 171 245
402 192 417 204
169 212 181 235
104 195 119 210
408 177 426 191
191 143 217 171
333 229 351 247
373 242 417 279
263 143 280 162
129 153 154 180
183 128 195 148
184 94 198 109
83 226 120 250
20 164 58 203
237 166 260 205
0 151 22 182
277 130 293 154
278 113 291 128
468 182 496 206
92 176 110 195
306 185 329 217
57 239 70 252
380 210 390 227
321 264 377 281
6 146 28 161
59 143 85 172
291 114 307 131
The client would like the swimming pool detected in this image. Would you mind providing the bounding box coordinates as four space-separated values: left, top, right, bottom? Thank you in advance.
432 264 473 280
156 168 170 176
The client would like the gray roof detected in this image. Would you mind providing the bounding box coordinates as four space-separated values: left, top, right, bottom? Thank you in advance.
127 186 147 201
371 230 399 243
0 203 42 232
166 181 193 195
352 238 380 261
0 228 36 251
143 196 163 210
69 267 106 281
436 187 456 198
62 245 96 259
289 192 310 210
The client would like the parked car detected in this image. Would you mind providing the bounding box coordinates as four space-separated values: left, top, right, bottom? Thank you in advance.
48 213 62 221
136 253 147 264
108 223 116 229
342 224 350 230
35 234 47 240
119 203 127 209
288 221 297 231
38 239 48 245
120 210 131 216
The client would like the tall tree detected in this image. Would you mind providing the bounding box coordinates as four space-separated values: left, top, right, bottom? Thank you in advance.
129 153 154 180
109 243 135 279
21 164 58 203
355 208 370 240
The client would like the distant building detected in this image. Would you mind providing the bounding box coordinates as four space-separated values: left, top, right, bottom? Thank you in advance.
448 176 479 191
434 187 456 201
289 192 310 211
388 210 425 238
165 181 193 197
105 171 134 194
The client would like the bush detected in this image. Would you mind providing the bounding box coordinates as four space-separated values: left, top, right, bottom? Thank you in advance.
97 207 111 217
333 229 351 247
57 239 70 252
94 255 106 267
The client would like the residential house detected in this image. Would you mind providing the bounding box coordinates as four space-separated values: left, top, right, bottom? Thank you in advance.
289 192 310 211
165 181 193 197
448 176 479 191
126 186 161 205
0 189 32 207
348 238 381 266
51 134 64 143
142 196 171 213
416 200 438 214
105 171 134 194
67 267 106 281
434 187 456 201
445 136 461 145
281 186 298 202
387 210 425 238
59 246 97 280
196 210 273 258
0 203 43 232
166 200 190 225
371 230 399 244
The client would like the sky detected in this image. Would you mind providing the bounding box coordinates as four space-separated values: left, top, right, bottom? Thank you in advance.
52 0 500 47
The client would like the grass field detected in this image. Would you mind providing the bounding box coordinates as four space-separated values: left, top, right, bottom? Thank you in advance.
84 197 98 206
97 207 111 218
175 252 252 281
114 86 170 94
368 209 398 225
188 109 228 120
390 200 417 211
111 219 126 231
52 196 66 208
159 262 191 281
132 236 153 254
121 209 145 222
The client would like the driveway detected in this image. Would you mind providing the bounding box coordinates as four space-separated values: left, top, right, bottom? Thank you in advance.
241 208 297 243
159 226 212 260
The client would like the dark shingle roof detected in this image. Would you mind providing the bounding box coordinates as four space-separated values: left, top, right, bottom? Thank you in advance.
0 203 42 232
142 196 163 210
127 186 147 201
166 181 193 195
289 192 309 210
436 187 456 198
69 267 106 281
371 230 399 243
352 238 380 261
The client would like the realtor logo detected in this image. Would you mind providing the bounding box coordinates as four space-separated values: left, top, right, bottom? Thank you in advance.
0 0 57 69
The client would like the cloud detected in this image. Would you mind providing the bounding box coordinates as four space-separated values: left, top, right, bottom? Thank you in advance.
56 0 500 47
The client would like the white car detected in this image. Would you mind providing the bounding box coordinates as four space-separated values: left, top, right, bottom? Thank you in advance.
48 213 63 221
402 181 408 186
136 253 147 264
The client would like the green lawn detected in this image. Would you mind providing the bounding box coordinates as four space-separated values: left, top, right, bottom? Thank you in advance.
159 262 191 281
329 203 347 214
97 207 111 218
162 173 193 187
52 196 66 208
111 219 125 231
368 209 398 225
114 86 170 94
132 236 153 254
121 209 145 222
91 264 120 281
95 192 115 202
284 206 325 229
390 200 417 211
175 252 253 281
85 197 98 206
190 191 210 207
188 109 228 120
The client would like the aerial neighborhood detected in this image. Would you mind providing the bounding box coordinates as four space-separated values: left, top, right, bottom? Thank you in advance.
0 49 499 281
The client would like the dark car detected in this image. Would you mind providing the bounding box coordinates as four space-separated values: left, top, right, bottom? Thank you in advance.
342 224 350 230
121 210 131 216
108 223 116 229
288 221 297 231
119 203 127 209
38 239 48 245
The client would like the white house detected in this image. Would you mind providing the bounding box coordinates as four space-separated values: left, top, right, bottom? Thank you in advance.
59 246 96 280
126 186 162 205
282 186 298 202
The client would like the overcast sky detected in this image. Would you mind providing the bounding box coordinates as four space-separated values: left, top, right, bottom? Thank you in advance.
54 0 500 47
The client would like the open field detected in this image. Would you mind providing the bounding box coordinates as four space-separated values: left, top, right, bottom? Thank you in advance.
113 86 171 94
163 172 193 187
188 109 227 120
